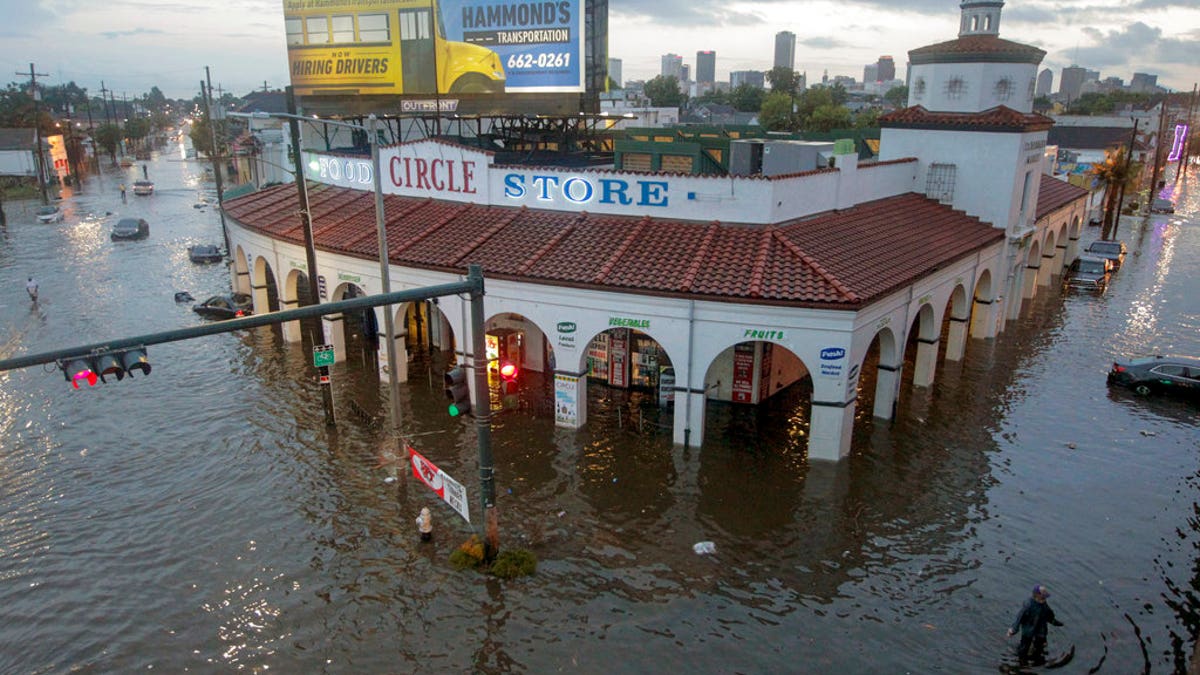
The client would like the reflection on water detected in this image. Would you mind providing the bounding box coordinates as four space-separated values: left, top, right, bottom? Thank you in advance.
0 155 1198 672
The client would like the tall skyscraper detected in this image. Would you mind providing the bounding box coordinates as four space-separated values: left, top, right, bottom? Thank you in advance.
876 56 895 82
1035 68 1052 97
774 31 796 70
661 53 683 81
863 64 879 83
608 58 623 88
1059 65 1086 100
696 50 716 84
680 64 690 83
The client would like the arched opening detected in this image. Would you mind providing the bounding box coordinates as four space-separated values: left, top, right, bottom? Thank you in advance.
855 327 900 422
903 303 939 389
1037 230 1058 287
941 284 970 362
232 245 251 296
1066 216 1082 262
331 282 379 370
1021 239 1042 303
285 269 324 348
702 340 812 453
579 327 675 434
484 312 553 414
251 256 280 315
405 299 456 375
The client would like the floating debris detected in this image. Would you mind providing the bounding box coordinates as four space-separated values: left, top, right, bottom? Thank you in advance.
693 541 716 555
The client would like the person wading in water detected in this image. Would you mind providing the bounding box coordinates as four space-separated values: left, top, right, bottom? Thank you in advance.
1007 584 1063 664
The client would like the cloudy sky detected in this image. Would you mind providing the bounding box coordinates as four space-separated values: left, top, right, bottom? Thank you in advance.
0 0 1196 101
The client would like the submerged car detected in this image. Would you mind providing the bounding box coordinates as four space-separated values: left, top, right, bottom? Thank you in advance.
1150 198 1175 214
110 217 149 241
35 204 63 223
1084 239 1126 268
1108 355 1200 397
192 293 253 320
187 244 223 264
132 180 154 196
1064 255 1112 292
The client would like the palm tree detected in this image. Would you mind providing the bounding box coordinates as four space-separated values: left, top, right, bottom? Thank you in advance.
1088 146 1143 240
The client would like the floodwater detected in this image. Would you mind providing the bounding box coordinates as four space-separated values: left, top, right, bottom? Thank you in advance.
1 147 1198 673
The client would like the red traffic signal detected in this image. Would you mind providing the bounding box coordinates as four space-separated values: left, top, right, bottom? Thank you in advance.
499 361 518 381
58 348 151 388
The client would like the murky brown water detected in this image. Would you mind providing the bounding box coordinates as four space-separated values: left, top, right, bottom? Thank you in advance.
1 149 1198 673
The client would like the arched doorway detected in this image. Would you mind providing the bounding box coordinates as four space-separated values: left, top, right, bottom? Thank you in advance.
329 282 378 369
970 269 995 339
941 284 971 362
702 340 812 453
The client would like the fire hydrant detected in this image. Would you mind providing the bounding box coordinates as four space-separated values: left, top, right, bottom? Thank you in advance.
416 507 433 542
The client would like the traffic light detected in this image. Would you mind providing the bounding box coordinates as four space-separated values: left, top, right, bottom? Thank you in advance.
59 348 151 388
444 366 471 417
499 361 519 410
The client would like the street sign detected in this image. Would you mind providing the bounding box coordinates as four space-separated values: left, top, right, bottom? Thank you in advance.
319 374 331 385
409 446 470 523
313 345 335 368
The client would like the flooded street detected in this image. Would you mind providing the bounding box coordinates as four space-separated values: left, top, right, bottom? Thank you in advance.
1 147 1198 673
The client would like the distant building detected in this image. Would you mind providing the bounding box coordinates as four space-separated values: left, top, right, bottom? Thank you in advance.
864 64 879 84
730 70 765 89
876 56 895 81
0 128 42 178
1059 66 1086 100
1036 68 1053 97
608 58 623 88
1130 72 1158 93
774 31 796 69
680 64 690 84
661 53 683 81
696 51 716 85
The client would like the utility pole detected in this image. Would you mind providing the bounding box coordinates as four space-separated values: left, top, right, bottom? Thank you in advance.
1148 98 1171 197
99 81 112 125
19 63 51 205
204 67 229 242
286 85 337 426
468 263 499 556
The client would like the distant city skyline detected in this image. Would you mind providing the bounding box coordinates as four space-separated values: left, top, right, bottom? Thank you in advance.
0 0 1196 99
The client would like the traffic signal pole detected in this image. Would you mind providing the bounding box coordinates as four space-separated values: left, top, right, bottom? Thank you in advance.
0 276 481 374
467 264 499 556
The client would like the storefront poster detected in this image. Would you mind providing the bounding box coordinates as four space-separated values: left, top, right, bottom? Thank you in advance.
732 343 754 403
555 374 578 426
609 329 628 388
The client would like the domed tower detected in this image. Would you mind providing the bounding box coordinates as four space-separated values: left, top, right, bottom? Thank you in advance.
879 0 1056 330
906 0 1044 114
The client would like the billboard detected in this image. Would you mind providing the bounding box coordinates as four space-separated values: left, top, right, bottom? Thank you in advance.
283 0 585 97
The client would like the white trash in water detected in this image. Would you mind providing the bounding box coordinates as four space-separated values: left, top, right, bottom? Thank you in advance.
693 541 716 555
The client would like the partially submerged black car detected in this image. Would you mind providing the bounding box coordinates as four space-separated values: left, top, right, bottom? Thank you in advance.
192 293 253 320
188 244 223 264
110 217 149 241
1108 355 1200 397
1064 256 1112 293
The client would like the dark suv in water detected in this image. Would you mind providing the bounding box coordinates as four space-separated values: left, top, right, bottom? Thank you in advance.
1108 355 1200 397
1084 239 1127 268
1064 256 1112 293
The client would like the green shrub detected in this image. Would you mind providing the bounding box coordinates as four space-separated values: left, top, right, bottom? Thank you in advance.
449 535 486 570
489 548 537 579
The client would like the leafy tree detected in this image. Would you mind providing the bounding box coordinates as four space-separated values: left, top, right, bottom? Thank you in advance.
643 75 685 108
807 103 852 132
93 123 121 165
123 117 151 148
142 86 167 113
759 91 795 132
693 89 729 106
766 67 802 96
855 108 881 128
1088 146 1143 240
729 83 765 112
189 116 230 158
884 85 908 109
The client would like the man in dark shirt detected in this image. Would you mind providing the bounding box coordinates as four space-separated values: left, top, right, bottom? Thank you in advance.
1007 584 1063 664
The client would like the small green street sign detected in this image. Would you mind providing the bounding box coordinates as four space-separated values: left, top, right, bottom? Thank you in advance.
313 345 335 368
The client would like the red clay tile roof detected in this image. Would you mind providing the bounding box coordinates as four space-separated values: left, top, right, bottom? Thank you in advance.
1035 174 1090 221
910 35 1045 65
880 105 1053 132
224 185 1004 309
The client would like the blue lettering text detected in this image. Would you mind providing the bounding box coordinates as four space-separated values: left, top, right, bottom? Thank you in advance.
503 173 525 199
563 177 593 203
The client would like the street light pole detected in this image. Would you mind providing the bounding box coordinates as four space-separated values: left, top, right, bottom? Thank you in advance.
370 115 404 439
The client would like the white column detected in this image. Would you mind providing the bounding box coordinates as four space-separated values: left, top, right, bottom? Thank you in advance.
1021 262 1038 299
233 268 251 296
873 363 901 419
1037 251 1055 287
672 387 707 447
913 338 938 388
324 314 346 363
1065 236 1081 265
280 298 301 343
969 297 1000 339
553 370 587 430
809 399 856 462
1053 244 1068 275
945 316 968 361
250 282 270 317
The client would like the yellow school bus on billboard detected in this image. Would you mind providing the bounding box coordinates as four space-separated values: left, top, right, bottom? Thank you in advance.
283 0 506 96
